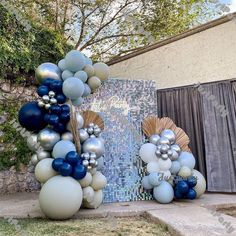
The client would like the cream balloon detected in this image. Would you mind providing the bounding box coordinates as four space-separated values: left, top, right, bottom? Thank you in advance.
35 158 57 183
83 190 103 209
79 172 92 188
192 169 206 198
91 171 107 191
87 76 101 91
178 166 192 178
147 162 159 173
157 158 172 171
83 64 94 77
139 143 158 163
39 176 83 219
83 186 95 203
93 62 109 81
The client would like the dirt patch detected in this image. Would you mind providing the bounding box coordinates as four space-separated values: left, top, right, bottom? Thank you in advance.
217 205 236 218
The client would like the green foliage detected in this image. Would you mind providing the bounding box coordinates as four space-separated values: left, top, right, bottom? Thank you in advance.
0 103 31 171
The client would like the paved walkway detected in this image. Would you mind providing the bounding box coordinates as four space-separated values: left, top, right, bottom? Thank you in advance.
0 192 236 236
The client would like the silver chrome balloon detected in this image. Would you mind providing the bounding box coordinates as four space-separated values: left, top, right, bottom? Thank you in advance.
156 144 162 151
87 127 94 135
37 150 51 161
82 152 90 160
149 134 160 145
88 123 95 128
161 129 176 145
160 144 170 154
89 159 96 166
93 127 101 136
42 95 50 103
83 159 89 167
82 137 105 159
45 104 51 110
89 152 97 159
27 134 38 151
76 113 84 129
170 149 179 161
161 153 169 160
48 91 55 97
167 149 173 157
31 154 38 165
37 128 60 151
90 134 96 138
50 98 57 104
171 144 181 154
158 136 171 146
38 101 45 108
79 129 89 142
61 132 74 142
155 149 161 157
35 62 61 84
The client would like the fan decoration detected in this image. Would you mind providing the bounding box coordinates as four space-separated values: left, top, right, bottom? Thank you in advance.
18 50 109 219
140 116 206 204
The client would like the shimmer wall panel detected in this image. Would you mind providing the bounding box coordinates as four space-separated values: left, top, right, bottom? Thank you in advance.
81 79 157 203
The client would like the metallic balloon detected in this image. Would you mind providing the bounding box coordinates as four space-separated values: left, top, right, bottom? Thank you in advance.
76 113 84 129
149 134 160 145
48 91 55 97
89 159 96 166
45 104 51 110
161 153 169 160
156 145 162 151
89 152 97 159
81 152 90 160
27 134 38 151
42 95 50 103
37 150 51 161
50 98 57 104
88 123 95 128
167 149 173 157
31 154 39 165
82 137 105 159
35 62 61 84
61 132 74 142
90 134 96 138
93 128 101 136
171 144 181 154
38 101 45 108
79 129 89 142
170 149 179 161
161 129 176 145
83 159 89 167
160 144 170 154
155 149 161 157
37 128 60 151
87 127 94 135
158 136 171 146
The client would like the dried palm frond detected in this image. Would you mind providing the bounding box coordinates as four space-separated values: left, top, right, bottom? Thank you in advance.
173 127 190 149
142 116 162 137
160 117 177 130
82 110 104 130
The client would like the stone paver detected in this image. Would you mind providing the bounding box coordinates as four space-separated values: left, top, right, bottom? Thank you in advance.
0 192 236 236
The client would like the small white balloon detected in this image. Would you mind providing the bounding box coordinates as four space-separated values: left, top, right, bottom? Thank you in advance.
157 158 172 171
87 76 101 91
91 171 107 191
83 186 95 203
79 172 93 188
179 151 196 169
93 62 109 81
147 162 159 173
178 166 192 178
83 64 94 77
52 140 76 158
35 158 58 183
83 190 103 209
139 143 158 163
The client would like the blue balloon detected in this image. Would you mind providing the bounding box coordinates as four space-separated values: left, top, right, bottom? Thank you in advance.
61 104 70 113
187 176 197 188
186 188 197 200
37 85 49 97
53 123 66 133
44 113 51 124
176 180 189 194
49 105 61 115
72 164 87 180
56 94 67 104
148 172 161 187
65 151 79 166
59 162 73 176
51 80 63 93
174 188 184 199
60 112 70 124
48 114 59 126
42 78 55 87
52 158 64 171
18 102 47 131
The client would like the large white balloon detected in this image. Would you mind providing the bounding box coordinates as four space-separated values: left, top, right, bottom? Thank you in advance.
35 158 57 183
62 77 85 99
39 176 83 219
139 143 158 163
83 190 103 209
147 162 159 173
153 181 174 204
91 171 107 191
65 50 86 72
52 140 76 158
157 158 172 171
93 62 109 81
179 152 196 169
192 169 206 198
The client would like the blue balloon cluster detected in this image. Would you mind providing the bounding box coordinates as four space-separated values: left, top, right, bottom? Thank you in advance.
174 176 197 200
52 151 87 180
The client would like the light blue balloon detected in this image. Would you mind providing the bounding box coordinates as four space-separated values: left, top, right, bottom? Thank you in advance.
83 84 91 97
72 97 84 106
74 71 88 82
179 151 196 170
58 59 66 71
62 77 85 99
170 161 181 174
65 50 86 72
62 70 74 81
142 176 153 190
52 140 76 159
97 156 104 171
148 172 161 187
153 181 174 204
85 57 93 66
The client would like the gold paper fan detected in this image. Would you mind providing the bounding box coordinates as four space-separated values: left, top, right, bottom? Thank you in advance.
142 116 162 137
82 110 104 130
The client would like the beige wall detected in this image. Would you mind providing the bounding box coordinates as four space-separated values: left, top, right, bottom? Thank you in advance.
110 20 236 89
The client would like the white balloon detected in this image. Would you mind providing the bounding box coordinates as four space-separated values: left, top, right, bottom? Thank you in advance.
178 166 192 178
83 186 95 203
67 112 84 131
83 64 94 77
87 76 101 91
35 158 57 183
93 62 109 81
79 172 93 188
158 158 172 171
74 71 88 82
83 190 103 209
139 143 158 163
62 70 74 81
147 162 159 173
65 50 86 72
192 169 206 198
39 176 83 219
62 77 85 99
179 152 196 169
52 140 76 158
153 181 174 204
91 171 107 191
170 161 181 174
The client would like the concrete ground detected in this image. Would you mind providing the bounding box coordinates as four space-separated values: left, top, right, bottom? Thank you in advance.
0 192 236 236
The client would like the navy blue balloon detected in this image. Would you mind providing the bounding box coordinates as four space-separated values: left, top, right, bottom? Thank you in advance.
48 114 59 126
18 102 47 131
49 105 61 115
42 78 55 87
187 176 197 188
60 112 70 124
72 164 87 180
59 163 72 176
51 80 63 93
53 123 66 133
37 85 49 97
176 181 189 194
52 158 64 172
56 94 67 104
44 113 51 124
174 188 184 199
186 188 197 200
65 151 79 166
61 104 70 113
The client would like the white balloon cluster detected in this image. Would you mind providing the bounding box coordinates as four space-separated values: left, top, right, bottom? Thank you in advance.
139 129 206 203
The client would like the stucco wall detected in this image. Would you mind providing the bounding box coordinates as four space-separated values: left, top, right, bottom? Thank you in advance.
109 20 236 89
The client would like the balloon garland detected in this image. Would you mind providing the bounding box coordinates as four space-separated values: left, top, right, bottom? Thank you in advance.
140 116 206 204
18 50 109 219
